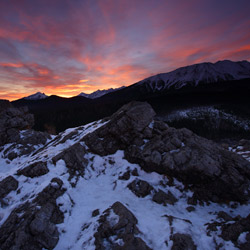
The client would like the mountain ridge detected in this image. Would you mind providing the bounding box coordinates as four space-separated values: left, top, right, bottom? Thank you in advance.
78 86 125 99
136 60 250 92
12 60 250 135
23 92 48 100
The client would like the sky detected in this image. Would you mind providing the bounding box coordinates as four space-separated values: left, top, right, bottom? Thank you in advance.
0 0 250 101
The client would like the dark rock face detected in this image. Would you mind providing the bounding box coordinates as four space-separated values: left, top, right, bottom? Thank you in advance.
0 178 65 250
52 142 88 181
171 233 197 250
152 189 177 206
83 102 155 156
221 213 250 242
0 176 18 199
94 201 151 250
125 123 250 203
0 102 51 160
17 161 49 177
0 104 34 146
2 129 51 160
0 100 12 112
83 101 250 203
127 179 154 198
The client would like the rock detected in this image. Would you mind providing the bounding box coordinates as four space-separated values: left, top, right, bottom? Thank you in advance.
127 179 154 198
0 176 18 199
81 101 250 203
239 232 250 250
217 211 233 222
17 161 49 177
92 209 100 217
0 103 50 160
152 189 177 205
186 206 195 212
221 213 250 243
0 100 12 113
171 233 197 250
0 105 34 146
124 116 250 203
131 168 139 176
0 179 65 250
118 171 131 180
52 143 88 180
83 102 155 156
94 201 151 250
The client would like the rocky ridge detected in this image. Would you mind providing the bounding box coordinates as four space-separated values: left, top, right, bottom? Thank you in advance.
0 101 250 249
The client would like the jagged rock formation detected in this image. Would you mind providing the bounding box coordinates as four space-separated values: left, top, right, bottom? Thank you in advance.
0 100 34 145
83 102 250 203
94 202 151 250
0 178 65 250
0 176 18 199
0 100 50 159
0 101 250 249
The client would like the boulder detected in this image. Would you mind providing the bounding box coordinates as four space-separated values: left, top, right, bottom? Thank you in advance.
127 179 154 198
52 143 88 180
171 233 197 250
83 102 155 156
0 176 18 199
152 189 177 206
17 161 49 177
0 105 34 146
94 201 151 250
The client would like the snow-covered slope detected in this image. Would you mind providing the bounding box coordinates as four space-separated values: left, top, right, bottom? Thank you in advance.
138 60 250 91
23 92 48 100
1 102 250 250
78 86 125 99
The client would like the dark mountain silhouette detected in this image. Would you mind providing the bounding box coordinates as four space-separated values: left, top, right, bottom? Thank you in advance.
12 60 250 138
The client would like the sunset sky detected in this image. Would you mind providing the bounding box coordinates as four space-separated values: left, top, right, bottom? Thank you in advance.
0 0 250 101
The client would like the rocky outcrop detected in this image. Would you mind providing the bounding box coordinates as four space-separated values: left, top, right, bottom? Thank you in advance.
0 176 18 199
83 102 155 156
0 178 65 250
221 213 250 243
0 101 51 159
0 102 34 146
171 233 197 250
83 101 250 203
127 179 154 198
17 161 49 178
52 142 88 181
152 189 177 206
94 201 151 250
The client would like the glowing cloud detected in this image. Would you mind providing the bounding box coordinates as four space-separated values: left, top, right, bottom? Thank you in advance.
0 0 249 100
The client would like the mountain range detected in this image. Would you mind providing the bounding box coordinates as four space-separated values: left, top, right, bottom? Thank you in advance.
12 60 250 138
21 60 250 100
23 87 126 101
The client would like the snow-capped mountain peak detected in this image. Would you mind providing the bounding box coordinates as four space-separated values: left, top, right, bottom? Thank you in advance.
23 92 48 100
78 86 125 99
138 60 250 91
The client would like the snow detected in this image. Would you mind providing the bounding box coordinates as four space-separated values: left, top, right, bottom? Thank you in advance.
78 86 125 99
23 92 48 100
238 232 248 244
138 60 250 91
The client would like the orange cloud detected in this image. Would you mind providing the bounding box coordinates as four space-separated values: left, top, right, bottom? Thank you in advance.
0 62 23 68
79 79 89 83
